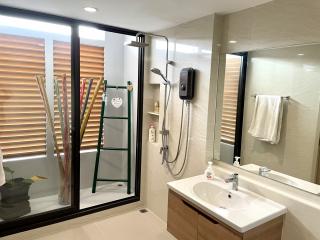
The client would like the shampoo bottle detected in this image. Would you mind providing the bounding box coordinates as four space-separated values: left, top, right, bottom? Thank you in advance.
148 124 156 143
204 161 214 180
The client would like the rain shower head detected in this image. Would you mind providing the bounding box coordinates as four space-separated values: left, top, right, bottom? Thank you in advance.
151 68 170 85
127 40 149 48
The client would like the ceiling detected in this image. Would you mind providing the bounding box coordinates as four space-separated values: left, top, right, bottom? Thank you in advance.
0 0 272 32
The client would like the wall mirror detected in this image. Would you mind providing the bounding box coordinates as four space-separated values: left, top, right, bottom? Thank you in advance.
214 43 320 195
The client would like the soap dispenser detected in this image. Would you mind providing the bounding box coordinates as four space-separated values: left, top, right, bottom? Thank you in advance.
204 161 214 180
233 156 241 167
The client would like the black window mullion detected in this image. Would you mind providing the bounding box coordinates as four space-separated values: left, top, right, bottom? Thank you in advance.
71 23 81 211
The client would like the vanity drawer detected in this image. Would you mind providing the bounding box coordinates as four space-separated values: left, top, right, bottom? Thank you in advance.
167 190 198 240
198 213 241 240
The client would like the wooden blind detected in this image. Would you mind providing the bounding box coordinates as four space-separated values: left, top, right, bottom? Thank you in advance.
53 41 104 150
0 33 46 158
221 55 241 144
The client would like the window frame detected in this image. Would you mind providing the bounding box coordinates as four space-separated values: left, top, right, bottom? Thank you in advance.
0 28 106 159
232 52 248 163
0 5 144 237
53 39 106 151
0 32 47 159
0 28 72 161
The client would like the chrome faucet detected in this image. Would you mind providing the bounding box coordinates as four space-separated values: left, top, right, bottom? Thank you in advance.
259 166 271 176
225 173 239 191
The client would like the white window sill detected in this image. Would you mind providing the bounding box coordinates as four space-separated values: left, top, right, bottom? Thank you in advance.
3 149 97 163
3 154 46 163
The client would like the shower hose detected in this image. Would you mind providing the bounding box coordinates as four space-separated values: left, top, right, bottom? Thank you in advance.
161 84 191 177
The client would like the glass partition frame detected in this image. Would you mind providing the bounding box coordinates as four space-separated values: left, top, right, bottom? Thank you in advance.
0 5 144 237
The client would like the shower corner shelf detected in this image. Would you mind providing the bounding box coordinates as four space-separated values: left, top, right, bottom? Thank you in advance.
147 111 160 117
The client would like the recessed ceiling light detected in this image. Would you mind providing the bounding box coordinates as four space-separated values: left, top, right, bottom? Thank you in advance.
84 7 97 13
297 53 304 56
229 40 237 44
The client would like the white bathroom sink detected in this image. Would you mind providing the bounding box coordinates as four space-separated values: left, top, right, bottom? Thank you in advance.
167 175 286 233
193 182 255 210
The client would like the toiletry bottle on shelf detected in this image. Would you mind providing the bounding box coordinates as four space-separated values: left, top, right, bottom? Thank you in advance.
204 161 214 180
233 156 241 167
154 101 160 113
148 124 156 143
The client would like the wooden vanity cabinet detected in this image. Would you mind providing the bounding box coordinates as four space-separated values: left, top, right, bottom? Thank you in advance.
198 213 241 240
167 190 284 240
167 189 198 240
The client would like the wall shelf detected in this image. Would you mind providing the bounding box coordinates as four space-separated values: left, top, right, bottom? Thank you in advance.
147 111 160 117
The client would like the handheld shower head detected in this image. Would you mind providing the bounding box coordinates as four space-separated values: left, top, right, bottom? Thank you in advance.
127 40 149 48
151 68 170 85
150 68 162 75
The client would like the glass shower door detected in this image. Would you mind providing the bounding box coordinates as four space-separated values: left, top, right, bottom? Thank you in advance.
79 27 139 209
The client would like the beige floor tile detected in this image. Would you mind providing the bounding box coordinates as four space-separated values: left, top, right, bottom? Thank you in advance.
2 209 176 240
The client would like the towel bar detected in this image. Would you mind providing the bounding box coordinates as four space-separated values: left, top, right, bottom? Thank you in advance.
251 94 290 100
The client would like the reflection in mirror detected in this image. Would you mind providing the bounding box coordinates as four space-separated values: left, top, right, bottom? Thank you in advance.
219 54 243 165
216 44 320 195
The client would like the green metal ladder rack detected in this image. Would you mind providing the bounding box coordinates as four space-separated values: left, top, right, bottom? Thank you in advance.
92 80 132 194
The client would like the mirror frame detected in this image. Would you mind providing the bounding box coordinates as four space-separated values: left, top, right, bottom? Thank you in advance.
233 52 248 160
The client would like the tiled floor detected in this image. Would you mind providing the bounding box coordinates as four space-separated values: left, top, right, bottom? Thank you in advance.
2 209 176 240
80 183 134 209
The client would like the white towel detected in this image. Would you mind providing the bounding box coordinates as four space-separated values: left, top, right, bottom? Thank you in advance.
0 148 5 186
248 95 284 144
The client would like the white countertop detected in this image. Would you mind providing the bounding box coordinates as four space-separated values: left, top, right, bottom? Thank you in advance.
241 164 320 195
167 175 287 233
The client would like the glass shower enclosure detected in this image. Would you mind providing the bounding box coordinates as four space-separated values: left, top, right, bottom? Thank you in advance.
0 8 143 237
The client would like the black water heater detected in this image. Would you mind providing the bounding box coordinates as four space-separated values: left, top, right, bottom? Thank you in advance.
179 68 195 100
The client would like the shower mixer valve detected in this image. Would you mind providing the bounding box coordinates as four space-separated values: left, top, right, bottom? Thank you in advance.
160 146 169 164
160 146 169 154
